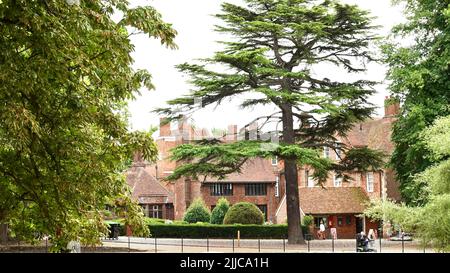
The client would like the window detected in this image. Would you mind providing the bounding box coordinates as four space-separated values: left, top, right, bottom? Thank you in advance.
151 205 163 219
306 170 315 187
335 143 342 160
337 217 343 227
346 216 352 225
367 172 374 192
245 183 267 196
210 183 233 196
141 204 163 219
271 156 278 166
257 205 268 221
275 177 280 197
314 216 328 228
140 204 148 217
334 174 342 187
323 146 330 158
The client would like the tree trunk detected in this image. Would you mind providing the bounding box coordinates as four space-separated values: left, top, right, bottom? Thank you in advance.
0 223 8 244
282 104 305 244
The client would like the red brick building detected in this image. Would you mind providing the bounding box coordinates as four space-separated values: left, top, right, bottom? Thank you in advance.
274 98 401 238
201 158 282 222
126 154 174 219
126 98 401 239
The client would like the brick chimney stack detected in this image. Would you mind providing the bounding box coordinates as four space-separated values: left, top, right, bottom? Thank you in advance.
159 117 171 137
177 115 192 140
226 124 238 142
384 96 400 117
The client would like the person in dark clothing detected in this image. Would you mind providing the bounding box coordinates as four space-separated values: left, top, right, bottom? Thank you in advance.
357 231 369 252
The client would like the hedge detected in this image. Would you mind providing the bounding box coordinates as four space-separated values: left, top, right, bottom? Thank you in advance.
117 223 289 239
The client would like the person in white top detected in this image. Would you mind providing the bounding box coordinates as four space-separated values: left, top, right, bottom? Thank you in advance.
318 220 326 239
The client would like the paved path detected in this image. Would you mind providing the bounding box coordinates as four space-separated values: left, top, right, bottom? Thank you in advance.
101 237 432 253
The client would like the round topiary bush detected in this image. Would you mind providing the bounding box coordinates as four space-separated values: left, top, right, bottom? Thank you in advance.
183 198 211 223
223 202 264 225
210 197 230 224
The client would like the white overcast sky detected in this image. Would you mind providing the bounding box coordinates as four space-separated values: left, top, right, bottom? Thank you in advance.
126 0 406 132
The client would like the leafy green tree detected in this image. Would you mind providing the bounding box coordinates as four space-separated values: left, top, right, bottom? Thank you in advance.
183 198 211 223
0 0 176 251
223 202 264 225
157 0 383 243
365 116 450 252
210 197 230 224
383 0 450 205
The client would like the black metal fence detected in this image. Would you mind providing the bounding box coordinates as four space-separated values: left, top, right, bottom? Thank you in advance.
0 234 432 253
99 235 432 253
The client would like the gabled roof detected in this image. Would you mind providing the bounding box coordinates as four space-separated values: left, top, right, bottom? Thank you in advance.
299 187 370 214
342 117 396 154
126 164 173 204
204 158 278 183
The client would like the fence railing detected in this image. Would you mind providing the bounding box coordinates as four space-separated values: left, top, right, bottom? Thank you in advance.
98 235 433 253
0 235 433 253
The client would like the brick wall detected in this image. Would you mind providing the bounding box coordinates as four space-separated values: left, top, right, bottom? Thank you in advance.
309 214 380 239
298 168 383 200
174 178 187 220
200 183 277 222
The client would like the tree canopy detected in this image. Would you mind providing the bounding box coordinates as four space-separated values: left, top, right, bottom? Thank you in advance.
156 0 383 243
0 0 176 251
384 0 450 205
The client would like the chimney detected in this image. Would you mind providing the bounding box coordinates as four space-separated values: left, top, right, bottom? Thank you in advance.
226 125 238 142
177 115 192 141
239 122 258 140
248 121 259 140
159 117 171 137
384 96 400 117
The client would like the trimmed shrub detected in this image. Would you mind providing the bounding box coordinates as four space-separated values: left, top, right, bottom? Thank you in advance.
301 215 314 235
302 215 314 227
183 198 211 223
223 202 264 225
210 198 230 224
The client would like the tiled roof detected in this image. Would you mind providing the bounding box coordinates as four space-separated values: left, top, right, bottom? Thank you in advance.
126 165 173 204
299 187 370 214
342 117 396 154
204 158 278 183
